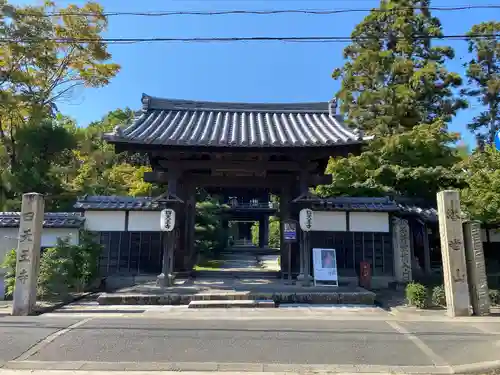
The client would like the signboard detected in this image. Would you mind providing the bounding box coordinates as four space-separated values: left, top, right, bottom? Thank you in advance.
495 130 500 151
283 221 297 242
312 248 338 286
160 209 175 232
299 209 313 231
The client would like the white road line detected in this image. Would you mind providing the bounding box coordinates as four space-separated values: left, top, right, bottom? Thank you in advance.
386 320 450 367
13 318 93 361
474 323 500 335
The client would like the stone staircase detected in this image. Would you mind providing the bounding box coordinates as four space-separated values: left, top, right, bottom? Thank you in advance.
188 299 276 308
192 270 281 279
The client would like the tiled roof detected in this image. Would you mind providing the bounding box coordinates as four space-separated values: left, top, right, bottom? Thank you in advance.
103 94 372 148
0 212 84 228
311 197 400 212
397 203 438 223
74 195 161 211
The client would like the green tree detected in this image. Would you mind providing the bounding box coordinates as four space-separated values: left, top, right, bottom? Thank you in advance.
251 216 281 249
64 109 157 197
195 197 228 255
318 0 466 200
462 21 500 145
0 119 77 210
0 0 120 169
461 145 500 224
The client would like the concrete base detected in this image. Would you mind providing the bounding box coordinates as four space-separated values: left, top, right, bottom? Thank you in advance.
188 300 276 308
96 278 376 306
156 273 175 288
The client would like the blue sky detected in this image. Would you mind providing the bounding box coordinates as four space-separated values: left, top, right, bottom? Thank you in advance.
13 0 500 146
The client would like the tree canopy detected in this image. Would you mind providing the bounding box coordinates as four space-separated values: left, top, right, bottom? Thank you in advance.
317 0 471 201
0 0 499 229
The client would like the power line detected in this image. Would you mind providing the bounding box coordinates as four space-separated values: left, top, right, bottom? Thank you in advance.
6 4 500 17
0 33 498 45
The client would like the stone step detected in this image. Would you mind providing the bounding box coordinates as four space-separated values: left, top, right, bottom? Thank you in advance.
97 290 375 306
188 300 276 308
190 292 250 301
192 270 281 279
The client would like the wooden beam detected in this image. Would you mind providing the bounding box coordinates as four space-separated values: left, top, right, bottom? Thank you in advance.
186 174 293 188
157 159 317 171
144 171 331 187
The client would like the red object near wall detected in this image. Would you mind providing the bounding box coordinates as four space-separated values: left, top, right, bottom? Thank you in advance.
359 261 371 289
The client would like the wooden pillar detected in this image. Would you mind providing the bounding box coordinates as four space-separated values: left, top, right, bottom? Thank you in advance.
280 187 291 277
185 185 196 269
261 215 269 247
297 169 312 286
422 223 432 274
157 170 179 287
174 180 186 272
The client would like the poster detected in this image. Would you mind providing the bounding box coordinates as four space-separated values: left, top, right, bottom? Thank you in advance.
312 248 338 286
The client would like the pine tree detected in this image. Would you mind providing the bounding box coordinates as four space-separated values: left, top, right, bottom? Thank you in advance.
462 21 500 145
318 0 466 200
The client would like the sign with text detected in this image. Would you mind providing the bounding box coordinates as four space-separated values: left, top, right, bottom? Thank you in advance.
13 193 44 316
299 209 313 231
160 209 175 232
283 221 297 242
312 248 338 286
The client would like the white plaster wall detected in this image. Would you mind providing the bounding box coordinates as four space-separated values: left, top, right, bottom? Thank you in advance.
0 227 79 272
487 228 500 242
349 212 389 233
128 211 161 231
310 211 347 232
84 211 125 231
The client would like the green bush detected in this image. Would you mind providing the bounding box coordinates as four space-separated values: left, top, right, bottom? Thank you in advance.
431 285 446 307
251 216 281 249
1 231 102 300
1 249 17 298
405 282 428 308
489 289 500 306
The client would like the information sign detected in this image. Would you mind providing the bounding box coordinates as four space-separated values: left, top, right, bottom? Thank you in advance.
283 221 297 242
312 248 339 286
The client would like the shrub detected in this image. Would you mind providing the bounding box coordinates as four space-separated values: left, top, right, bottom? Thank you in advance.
489 289 500 306
431 285 446 307
1 249 17 298
37 240 75 298
405 282 428 308
2 231 102 300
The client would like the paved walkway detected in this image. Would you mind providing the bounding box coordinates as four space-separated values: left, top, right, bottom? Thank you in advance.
1 302 500 374
201 253 280 272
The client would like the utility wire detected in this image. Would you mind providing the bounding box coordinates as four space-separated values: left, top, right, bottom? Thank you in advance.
5 4 500 17
0 34 498 45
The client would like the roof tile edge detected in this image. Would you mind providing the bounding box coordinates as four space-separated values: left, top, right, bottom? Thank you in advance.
141 94 331 113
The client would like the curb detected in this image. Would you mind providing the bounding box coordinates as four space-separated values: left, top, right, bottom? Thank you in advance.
0 360 499 374
33 292 97 316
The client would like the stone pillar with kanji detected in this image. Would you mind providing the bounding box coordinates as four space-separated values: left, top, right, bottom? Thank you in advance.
437 190 471 317
12 193 45 316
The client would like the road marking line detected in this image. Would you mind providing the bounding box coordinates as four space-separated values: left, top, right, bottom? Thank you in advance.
474 323 500 335
386 320 449 367
13 317 93 362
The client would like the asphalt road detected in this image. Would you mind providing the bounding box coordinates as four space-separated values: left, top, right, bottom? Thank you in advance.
1 311 500 370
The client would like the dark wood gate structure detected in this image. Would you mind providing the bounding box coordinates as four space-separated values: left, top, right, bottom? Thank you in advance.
104 94 369 284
